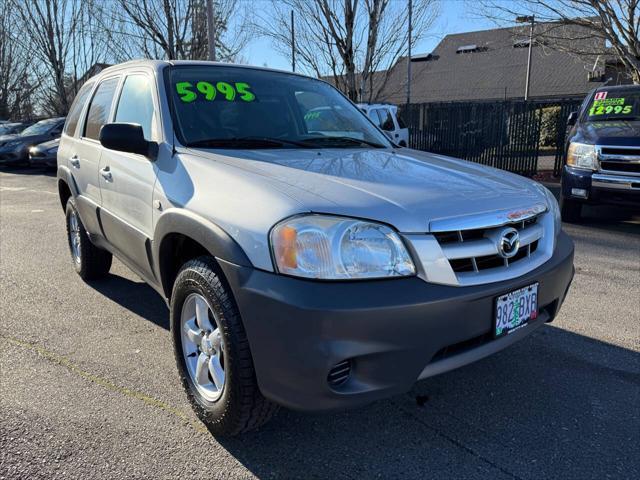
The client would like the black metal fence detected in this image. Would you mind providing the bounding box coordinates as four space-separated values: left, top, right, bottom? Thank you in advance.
400 97 584 176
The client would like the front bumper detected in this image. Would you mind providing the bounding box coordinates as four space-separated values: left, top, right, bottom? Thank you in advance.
0 148 27 165
219 231 575 412
28 152 57 167
562 166 640 206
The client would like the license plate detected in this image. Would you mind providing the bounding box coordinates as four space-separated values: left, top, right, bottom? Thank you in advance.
494 283 538 338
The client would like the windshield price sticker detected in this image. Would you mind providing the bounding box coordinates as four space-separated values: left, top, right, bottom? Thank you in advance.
304 111 321 121
589 97 632 116
175 81 256 103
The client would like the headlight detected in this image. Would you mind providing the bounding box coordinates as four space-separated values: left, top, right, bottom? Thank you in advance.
270 215 416 279
538 185 561 249
46 147 58 155
567 142 597 170
545 188 561 237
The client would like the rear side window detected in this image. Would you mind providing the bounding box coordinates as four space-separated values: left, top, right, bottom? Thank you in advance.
114 75 155 141
84 77 119 140
397 114 407 129
64 83 93 136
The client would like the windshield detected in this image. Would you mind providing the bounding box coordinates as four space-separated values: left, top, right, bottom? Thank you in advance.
20 120 58 136
167 66 391 149
586 88 640 122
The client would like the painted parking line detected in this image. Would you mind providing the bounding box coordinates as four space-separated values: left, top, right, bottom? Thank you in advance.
0 187 57 195
2 335 209 435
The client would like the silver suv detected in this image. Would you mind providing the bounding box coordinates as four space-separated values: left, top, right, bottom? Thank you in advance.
57 60 574 436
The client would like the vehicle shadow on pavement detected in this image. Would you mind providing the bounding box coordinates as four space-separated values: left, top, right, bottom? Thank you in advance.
573 205 640 235
87 274 169 330
216 325 640 479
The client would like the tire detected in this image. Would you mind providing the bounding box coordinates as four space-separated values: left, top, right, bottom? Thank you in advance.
65 197 112 280
170 257 278 436
560 195 582 223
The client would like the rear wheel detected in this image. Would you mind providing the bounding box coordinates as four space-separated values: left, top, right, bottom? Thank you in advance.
170 257 277 436
65 197 112 280
560 195 582 223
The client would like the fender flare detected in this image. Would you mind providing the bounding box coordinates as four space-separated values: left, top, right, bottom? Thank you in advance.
57 164 80 194
153 209 252 296
56 165 80 211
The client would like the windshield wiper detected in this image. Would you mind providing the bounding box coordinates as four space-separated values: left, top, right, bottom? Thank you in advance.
301 136 386 148
187 136 311 148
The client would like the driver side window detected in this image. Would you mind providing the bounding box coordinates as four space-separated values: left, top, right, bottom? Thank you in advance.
114 74 155 141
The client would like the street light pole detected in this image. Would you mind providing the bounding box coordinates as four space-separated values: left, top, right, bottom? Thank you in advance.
291 10 296 72
516 15 535 101
407 0 412 107
206 0 216 61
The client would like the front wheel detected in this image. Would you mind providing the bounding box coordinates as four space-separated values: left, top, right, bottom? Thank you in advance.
170 257 277 436
560 195 582 223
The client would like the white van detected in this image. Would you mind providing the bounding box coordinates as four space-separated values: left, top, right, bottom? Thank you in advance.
358 103 409 146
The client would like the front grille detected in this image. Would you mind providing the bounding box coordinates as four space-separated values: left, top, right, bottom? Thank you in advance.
600 147 640 157
434 216 542 274
598 145 640 176
600 161 640 174
327 359 351 388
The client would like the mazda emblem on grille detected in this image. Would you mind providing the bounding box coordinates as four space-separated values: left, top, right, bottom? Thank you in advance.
497 227 520 258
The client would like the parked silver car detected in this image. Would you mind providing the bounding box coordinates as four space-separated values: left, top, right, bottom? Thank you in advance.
57 60 574 436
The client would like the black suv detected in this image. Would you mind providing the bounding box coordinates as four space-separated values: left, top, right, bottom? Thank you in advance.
561 85 640 222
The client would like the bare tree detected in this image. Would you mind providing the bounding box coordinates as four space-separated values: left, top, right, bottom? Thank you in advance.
476 0 640 84
10 0 110 115
0 1 37 119
256 0 439 102
103 0 248 61
10 0 78 115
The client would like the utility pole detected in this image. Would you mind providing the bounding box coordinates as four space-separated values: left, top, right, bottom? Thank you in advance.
516 15 535 100
206 0 216 61
407 0 412 107
291 10 295 72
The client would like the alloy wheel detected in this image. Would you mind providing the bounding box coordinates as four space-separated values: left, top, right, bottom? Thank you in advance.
180 293 226 402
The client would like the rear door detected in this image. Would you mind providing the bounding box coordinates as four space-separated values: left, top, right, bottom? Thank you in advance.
58 82 94 169
64 77 121 234
97 72 158 279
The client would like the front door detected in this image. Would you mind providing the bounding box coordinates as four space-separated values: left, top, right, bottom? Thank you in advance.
98 73 158 279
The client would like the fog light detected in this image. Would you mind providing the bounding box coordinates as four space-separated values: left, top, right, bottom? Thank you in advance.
571 188 588 199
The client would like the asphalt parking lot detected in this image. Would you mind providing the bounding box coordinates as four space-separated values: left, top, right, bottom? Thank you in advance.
1 168 639 480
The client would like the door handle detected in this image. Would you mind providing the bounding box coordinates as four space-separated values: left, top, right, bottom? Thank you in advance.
69 155 80 168
100 166 112 182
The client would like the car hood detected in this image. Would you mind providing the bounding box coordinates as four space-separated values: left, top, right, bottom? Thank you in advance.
189 147 548 233
0 134 19 144
34 138 60 150
573 120 640 147
0 133 48 146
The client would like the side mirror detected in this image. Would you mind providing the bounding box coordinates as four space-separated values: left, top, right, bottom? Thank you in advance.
99 123 157 159
567 111 578 126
